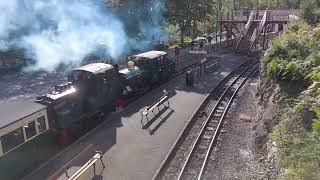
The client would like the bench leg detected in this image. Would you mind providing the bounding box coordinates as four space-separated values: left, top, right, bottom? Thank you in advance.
141 113 146 125
140 113 144 124
100 158 106 169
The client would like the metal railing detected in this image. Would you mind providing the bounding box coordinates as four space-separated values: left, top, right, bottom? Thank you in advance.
172 39 235 71
235 11 254 50
250 11 268 51
218 10 261 22
218 9 299 22
112 39 234 72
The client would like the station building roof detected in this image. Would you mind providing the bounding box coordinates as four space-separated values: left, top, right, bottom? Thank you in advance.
73 63 114 74
0 101 46 129
133 51 167 60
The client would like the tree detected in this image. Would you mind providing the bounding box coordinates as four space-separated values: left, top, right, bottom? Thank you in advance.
164 0 215 43
300 0 320 25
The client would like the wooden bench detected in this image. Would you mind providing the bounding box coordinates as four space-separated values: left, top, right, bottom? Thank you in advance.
141 92 170 121
68 151 105 180
203 57 219 72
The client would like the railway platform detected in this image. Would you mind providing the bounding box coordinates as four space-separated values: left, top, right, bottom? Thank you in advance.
24 51 249 180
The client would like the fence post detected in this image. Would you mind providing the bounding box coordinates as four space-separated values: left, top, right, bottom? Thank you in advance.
185 54 187 66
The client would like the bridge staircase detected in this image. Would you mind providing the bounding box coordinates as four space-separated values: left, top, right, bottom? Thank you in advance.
235 11 257 54
250 11 268 53
217 9 299 54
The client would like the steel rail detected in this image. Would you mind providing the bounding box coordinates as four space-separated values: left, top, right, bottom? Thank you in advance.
153 58 254 180
177 62 258 180
197 64 258 180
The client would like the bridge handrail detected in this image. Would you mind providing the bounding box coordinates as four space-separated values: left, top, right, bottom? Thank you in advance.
250 11 268 50
218 9 299 22
235 11 254 50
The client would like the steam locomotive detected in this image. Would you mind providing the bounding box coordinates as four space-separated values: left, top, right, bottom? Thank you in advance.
38 50 175 144
0 51 175 179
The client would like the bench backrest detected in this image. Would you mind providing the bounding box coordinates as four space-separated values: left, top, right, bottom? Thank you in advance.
146 92 169 111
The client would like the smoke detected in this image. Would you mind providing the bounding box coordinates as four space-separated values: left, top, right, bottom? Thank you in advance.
0 0 166 71
0 0 127 71
115 0 167 52
134 0 167 50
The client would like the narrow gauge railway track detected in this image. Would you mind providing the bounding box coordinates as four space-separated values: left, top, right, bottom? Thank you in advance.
154 60 259 180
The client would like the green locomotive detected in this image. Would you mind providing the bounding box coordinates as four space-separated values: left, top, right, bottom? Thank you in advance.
0 51 176 179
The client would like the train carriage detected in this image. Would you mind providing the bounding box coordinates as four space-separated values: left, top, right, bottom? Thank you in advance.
0 102 53 179
117 51 176 100
132 50 176 84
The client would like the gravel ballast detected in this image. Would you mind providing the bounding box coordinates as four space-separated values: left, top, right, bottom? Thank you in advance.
203 73 264 180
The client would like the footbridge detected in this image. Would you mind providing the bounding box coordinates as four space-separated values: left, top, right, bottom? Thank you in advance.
216 9 299 54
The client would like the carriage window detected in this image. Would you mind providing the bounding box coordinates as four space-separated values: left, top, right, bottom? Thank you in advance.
0 127 24 153
24 121 36 139
37 116 46 133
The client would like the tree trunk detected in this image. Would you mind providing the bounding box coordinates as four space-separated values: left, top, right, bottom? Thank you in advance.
180 24 185 44
180 30 184 44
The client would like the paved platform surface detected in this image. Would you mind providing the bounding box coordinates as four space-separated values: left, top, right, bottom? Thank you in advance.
24 52 248 180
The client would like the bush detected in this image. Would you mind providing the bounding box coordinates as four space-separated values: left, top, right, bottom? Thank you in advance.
264 20 320 179
263 21 320 94
272 102 320 180
300 0 320 24
183 36 193 44
312 104 320 131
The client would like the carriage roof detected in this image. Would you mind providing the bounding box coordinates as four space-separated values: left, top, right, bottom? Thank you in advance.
73 63 114 74
0 101 46 129
133 51 167 60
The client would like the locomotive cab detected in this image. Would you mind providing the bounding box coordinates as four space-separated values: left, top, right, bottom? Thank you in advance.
69 63 115 97
132 50 175 85
37 63 120 144
67 63 120 116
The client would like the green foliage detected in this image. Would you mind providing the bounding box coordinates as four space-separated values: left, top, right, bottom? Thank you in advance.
164 0 214 42
183 36 193 43
312 105 320 131
263 21 320 94
264 18 320 179
300 0 320 25
272 102 320 180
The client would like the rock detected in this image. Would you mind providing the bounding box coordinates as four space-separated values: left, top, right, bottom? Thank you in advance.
258 156 265 162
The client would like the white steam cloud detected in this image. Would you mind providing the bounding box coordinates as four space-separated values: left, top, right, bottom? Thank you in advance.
0 0 127 71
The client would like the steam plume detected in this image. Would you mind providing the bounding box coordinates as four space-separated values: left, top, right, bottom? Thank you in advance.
0 0 127 71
